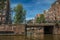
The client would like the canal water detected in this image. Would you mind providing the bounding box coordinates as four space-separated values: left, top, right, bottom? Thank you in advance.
0 35 60 40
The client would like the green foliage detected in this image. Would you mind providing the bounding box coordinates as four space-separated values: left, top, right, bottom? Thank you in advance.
36 14 45 23
14 4 26 24
0 0 5 9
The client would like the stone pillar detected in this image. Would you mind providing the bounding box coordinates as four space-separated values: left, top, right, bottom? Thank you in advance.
53 26 60 34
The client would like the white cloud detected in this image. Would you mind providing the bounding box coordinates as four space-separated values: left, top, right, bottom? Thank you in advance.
26 17 34 20
10 3 17 8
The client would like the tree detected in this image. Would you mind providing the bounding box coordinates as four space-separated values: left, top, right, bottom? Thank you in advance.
0 0 5 9
14 4 26 24
36 14 45 23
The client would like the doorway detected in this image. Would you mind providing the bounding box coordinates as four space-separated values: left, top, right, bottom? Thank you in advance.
44 26 53 34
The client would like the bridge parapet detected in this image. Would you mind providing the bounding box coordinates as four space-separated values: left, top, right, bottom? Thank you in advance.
0 24 25 34
0 25 13 31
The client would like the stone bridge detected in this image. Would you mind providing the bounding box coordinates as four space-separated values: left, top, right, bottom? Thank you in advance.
0 23 60 35
26 23 60 35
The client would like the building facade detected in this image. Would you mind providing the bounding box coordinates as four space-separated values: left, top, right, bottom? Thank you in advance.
44 0 60 22
0 0 11 25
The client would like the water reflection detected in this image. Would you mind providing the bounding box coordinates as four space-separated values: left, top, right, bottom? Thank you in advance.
44 34 60 40
44 34 53 40
0 35 60 40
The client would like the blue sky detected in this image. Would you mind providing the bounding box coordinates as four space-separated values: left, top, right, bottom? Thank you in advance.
10 0 56 20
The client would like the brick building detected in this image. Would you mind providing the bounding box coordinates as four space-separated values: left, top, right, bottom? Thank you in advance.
44 10 50 22
0 0 11 25
44 0 60 22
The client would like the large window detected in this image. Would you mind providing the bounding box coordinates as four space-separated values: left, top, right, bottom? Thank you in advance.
2 17 6 21
2 11 6 15
0 4 2 9
4 5 6 9
0 13 1 15
3 13 6 15
0 17 1 21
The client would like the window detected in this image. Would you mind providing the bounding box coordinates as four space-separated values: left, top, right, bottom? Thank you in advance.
2 17 5 21
4 0 6 1
0 13 1 15
0 0 1 2
54 9 55 11
0 17 1 21
59 2 60 4
0 2 2 4
3 11 6 15
57 6 59 9
3 13 6 15
4 1 7 4
4 5 6 9
56 2 59 4
4 0 7 2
